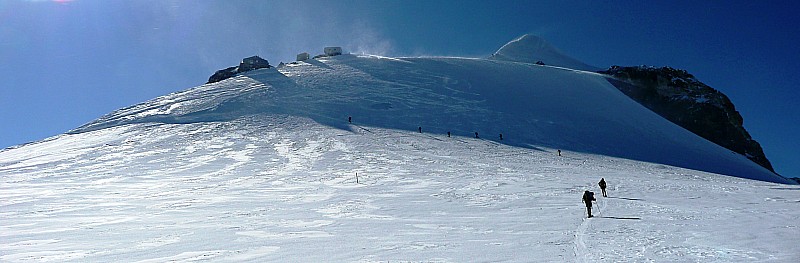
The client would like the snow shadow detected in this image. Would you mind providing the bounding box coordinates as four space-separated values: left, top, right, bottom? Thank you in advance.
597 216 641 220
607 196 644 201
769 187 800 190
522 144 549 152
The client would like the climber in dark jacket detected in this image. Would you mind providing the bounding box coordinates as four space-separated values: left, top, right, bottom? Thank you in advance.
598 178 607 197
582 190 596 218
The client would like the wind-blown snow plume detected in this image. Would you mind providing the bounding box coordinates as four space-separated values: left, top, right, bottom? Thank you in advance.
344 20 394 56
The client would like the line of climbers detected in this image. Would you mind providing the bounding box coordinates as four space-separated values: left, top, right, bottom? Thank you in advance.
349 116 592 217
347 115 563 157
350 116 507 141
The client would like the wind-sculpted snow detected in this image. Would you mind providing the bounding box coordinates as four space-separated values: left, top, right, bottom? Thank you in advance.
70 54 791 183
0 117 798 262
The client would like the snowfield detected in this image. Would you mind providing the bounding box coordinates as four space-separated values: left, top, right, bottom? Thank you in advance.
1 36 798 261
1 119 798 262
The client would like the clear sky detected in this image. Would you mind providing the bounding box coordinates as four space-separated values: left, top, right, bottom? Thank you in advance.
1 0 798 178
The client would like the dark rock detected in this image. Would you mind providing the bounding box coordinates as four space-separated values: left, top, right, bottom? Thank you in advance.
207 56 271 84
599 65 775 173
207 66 238 84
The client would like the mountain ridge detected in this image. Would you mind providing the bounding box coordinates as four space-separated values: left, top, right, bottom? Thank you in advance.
66 48 791 184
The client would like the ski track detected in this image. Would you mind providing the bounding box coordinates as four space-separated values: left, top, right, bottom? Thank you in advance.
573 187 609 263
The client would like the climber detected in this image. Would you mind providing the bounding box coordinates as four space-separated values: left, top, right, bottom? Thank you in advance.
598 178 607 197
582 190 596 218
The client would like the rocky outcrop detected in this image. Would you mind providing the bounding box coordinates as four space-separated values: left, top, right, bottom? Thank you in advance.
207 56 270 84
207 66 238 84
600 66 775 173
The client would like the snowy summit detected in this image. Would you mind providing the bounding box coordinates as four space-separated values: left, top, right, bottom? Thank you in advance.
0 35 798 262
489 34 599 71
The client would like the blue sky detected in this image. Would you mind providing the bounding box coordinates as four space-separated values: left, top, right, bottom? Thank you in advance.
1 0 798 178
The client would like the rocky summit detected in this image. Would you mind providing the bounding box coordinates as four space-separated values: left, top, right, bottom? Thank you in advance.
600 65 775 173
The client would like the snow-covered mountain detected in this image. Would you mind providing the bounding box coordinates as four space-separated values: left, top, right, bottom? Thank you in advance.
1 36 798 262
68 42 788 184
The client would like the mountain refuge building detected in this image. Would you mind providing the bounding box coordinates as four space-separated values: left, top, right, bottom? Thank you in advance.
297 52 310 61
238 56 270 72
324 47 342 56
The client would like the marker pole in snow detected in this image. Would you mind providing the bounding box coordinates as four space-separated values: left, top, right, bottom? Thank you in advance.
356 172 359 184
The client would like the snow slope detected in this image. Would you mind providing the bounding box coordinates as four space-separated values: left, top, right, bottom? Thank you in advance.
1 117 798 262
70 54 791 184
1 45 798 261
